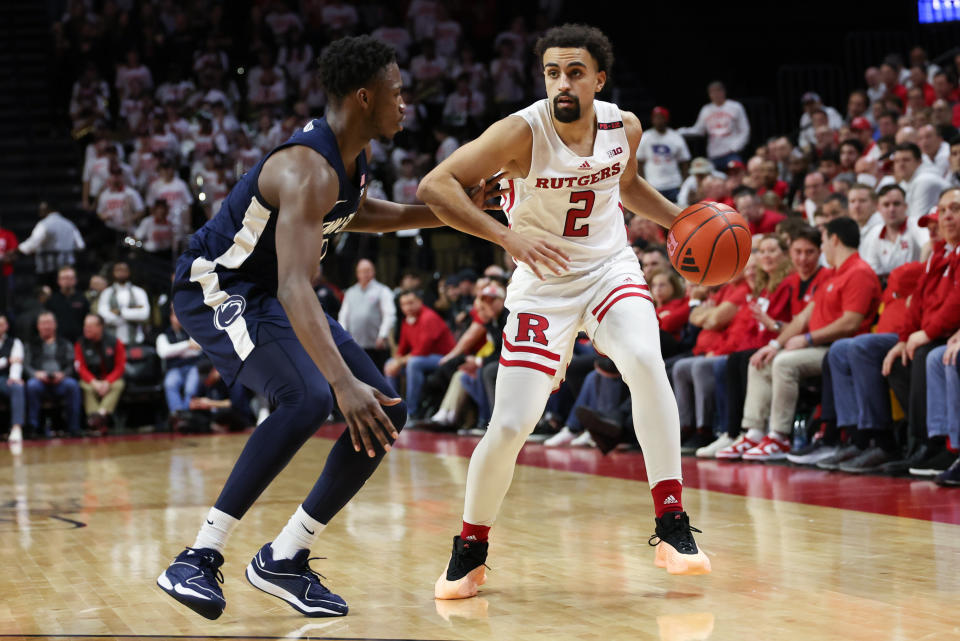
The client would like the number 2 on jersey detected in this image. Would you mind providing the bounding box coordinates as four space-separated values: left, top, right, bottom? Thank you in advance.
563 191 594 237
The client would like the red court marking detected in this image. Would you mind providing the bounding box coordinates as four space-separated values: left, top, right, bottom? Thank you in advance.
366 426 960 527
8 426 960 526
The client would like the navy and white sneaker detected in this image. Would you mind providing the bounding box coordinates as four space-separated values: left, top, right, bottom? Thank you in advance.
156 547 226 620
245 543 348 617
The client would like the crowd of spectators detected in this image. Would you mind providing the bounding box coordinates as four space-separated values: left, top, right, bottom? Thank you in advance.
1 2 958 487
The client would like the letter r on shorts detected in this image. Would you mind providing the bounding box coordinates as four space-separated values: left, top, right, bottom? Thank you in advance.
515 313 549 346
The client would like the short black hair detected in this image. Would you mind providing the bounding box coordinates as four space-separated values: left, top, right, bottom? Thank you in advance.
790 224 822 249
878 184 906 200
534 24 614 75
732 185 757 200
818 150 839 164
824 192 848 207
319 35 397 100
825 216 861 249
877 110 898 122
840 138 864 154
643 244 669 262
894 142 922 160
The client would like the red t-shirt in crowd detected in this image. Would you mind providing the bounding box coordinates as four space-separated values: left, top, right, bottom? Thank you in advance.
712 277 794 354
0 228 17 277
781 266 833 317
692 280 751 355
875 261 924 334
809 253 881 334
757 181 789 200
656 296 690 340
749 209 787 235
898 243 960 341
397 305 456 357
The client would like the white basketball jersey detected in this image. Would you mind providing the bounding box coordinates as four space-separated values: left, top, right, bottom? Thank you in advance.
504 99 630 274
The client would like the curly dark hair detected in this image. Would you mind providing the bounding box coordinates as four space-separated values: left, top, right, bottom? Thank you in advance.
319 35 397 100
534 24 614 75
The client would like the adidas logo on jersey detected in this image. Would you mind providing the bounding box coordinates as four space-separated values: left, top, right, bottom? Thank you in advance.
663 495 679 505
578 160 591 169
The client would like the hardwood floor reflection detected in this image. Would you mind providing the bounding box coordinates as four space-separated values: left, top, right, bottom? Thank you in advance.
1 430 958 641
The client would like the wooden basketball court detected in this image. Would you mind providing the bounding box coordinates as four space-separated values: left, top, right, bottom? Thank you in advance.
2 425 959 641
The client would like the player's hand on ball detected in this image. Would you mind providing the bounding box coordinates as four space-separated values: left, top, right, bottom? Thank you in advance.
503 230 570 280
334 378 401 457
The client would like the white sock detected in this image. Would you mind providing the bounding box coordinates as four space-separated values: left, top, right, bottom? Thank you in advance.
746 428 766 442
192 507 240 553
271 505 325 560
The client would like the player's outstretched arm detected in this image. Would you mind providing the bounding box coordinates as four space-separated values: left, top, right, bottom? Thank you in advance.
619 112 682 229
262 146 400 457
346 180 504 233
418 116 569 278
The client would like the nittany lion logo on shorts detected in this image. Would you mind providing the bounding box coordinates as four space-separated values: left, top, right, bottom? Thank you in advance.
214 295 247 330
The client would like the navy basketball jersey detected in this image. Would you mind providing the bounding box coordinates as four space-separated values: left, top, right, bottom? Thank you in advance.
186 117 369 295
172 118 367 383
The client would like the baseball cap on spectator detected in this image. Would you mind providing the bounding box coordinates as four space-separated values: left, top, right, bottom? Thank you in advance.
652 106 670 120
918 206 939 228
726 159 745 173
850 117 872 132
479 283 505 299
801 91 821 104
444 274 460 287
690 157 713 175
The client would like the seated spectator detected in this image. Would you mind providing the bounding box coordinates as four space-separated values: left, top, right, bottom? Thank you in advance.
146 159 193 245
802 171 830 223
721 218 881 461
75 314 126 434
384 289 456 420
45 265 89 344
0 315 25 447
677 157 725 208
755 160 789 199
431 282 509 432
734 188 786 235
157 309 203 429
649 268 690 358
187 360 253 433
917 124 949 177
671 263 753 452
821 191 960 474
847 183 883 234
544 357 625 449
895 142 949 220
924 328 960 486
24 312 82 437
860 185 926 278
18 201 85 286
98 261 150 345
135 200 175 256
443 73 486 134
97 165 145 235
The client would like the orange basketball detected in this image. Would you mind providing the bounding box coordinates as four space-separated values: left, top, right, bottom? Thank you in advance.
666 201 751 286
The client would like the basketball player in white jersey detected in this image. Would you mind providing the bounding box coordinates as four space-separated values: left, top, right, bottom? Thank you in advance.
418 24 711 600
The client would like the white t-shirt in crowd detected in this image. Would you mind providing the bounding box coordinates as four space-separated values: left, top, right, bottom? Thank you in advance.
678 100 750 159
636 128 691 191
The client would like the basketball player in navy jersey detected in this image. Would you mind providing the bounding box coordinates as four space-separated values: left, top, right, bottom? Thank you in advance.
156 36 513 620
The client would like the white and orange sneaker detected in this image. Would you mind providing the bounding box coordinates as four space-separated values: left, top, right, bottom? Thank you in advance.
649 512 711 575
434 536 488 600
741 434 791 462
714 433 758 460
